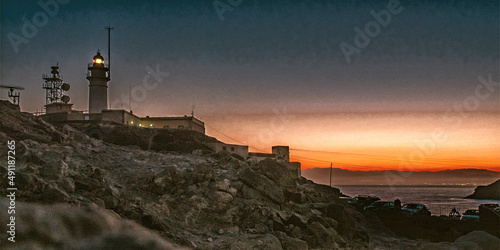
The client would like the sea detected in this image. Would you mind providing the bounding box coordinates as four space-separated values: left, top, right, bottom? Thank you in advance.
336 185 500 216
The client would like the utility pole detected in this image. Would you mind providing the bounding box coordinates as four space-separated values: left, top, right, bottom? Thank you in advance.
330 162 333 187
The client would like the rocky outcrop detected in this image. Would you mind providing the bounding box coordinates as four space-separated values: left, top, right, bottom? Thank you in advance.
466 179 500 200
0 100 371 249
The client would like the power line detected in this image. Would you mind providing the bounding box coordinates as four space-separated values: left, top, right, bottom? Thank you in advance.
290 148 498 167
202 128 498 169
205 124 267 152
204 124 245 145
290 154 370 169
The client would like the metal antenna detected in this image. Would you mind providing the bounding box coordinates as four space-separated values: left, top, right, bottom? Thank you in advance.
0 85 24 105
105 24 114 78
191 105 196 117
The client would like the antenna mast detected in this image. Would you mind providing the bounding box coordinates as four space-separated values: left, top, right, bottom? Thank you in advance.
105 24 114 78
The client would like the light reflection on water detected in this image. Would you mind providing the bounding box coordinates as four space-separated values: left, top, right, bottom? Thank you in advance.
336 185 500 216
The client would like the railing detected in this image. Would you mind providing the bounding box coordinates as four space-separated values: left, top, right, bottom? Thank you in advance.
42 74 63 80
86 70 110 78
87 63 109 68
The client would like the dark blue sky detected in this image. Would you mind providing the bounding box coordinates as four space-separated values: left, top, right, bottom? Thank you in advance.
1 0 498 116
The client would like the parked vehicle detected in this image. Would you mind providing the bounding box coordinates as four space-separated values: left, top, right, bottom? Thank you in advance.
461 209 480 221
401 203 431 217
364 201 395 213
339 196 356 205
479 203 500 212
352 195 380 211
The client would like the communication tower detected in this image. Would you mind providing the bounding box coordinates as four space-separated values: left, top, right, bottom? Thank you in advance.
42 65 72 113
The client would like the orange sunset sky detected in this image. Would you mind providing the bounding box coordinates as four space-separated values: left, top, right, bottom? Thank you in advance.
204 111 500 172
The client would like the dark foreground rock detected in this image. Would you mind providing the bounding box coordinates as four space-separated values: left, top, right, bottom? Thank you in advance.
466 179 500 200
377 213 499 243
0 199 182 249
370 230 500 249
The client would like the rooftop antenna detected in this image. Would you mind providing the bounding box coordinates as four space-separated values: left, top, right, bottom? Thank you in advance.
105 24 114 78
191 105 196 117
128 82 131 112
0 85 24 105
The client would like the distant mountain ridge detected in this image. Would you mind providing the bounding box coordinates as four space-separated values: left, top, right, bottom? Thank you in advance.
301 168 500 186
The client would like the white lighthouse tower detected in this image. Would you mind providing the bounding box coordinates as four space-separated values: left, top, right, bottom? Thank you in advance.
87 50 110 113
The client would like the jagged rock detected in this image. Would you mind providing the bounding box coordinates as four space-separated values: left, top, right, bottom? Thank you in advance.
56 177 76 193
287 213 309 229
253 158 294 187
229 234 283 250
41 160 69 179
275 231 309 250
306 222 339 249
238 167 284 204
74 175 100 192
284 188 307 203
42 183 71 203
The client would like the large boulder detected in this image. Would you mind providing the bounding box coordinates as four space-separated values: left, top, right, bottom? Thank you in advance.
453 230 500 249
0 199 183 249
238 167 285 204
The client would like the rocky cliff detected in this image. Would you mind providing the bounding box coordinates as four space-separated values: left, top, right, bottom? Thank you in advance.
0 100 371 249
466 179 500 200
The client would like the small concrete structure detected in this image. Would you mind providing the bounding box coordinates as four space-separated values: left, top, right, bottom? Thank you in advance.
248 152 275 162
206 142 249 158
44 103 73 114
207 143 302 178
101 110 205 133
272 146 290 162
